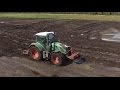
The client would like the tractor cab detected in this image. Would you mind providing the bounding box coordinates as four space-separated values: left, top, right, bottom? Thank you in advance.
35 32 58 44
33 32 59 52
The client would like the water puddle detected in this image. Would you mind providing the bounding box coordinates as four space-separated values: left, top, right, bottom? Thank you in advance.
89 28 120 43
99 28 120 43
102 33 120 42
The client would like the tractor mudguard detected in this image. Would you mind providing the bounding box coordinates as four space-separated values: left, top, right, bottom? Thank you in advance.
29 42 46 51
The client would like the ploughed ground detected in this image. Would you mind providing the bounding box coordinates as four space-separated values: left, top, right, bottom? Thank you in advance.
0 19 120 77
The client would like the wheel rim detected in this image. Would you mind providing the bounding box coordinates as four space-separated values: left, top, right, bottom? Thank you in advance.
52 56 60 65
31 48 39 60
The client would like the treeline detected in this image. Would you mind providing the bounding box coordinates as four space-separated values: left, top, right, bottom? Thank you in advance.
77 12 120 15
48 12 120 15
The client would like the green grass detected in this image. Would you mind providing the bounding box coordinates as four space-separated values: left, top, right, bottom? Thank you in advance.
0 12 120 22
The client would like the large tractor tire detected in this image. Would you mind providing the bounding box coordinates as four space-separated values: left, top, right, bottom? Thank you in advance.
29 46 42 61
51 53 65 66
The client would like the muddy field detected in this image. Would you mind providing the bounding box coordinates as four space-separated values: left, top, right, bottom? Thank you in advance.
1 19 120 76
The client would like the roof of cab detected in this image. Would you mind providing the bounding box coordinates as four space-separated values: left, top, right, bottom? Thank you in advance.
35 32 54 36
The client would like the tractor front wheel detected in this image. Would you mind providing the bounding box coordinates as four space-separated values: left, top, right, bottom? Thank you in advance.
29 46 42 61
51 53 65 66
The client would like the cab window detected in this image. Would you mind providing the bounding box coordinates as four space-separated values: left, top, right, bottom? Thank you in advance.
37 36 46 43
48 34 58 42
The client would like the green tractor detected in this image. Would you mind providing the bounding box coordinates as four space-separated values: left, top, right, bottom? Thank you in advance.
27 32 81 66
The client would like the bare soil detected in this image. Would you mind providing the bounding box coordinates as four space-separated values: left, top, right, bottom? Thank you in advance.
0 19 120 77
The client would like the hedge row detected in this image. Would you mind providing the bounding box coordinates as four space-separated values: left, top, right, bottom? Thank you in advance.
48 12 120 15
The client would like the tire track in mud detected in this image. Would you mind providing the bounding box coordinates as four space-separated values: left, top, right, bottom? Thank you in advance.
73 22 110 37
79 48 120 67
1 19 120 69
0 56 84 77
0 56 47 76
0 56 110 77
77 22 102 30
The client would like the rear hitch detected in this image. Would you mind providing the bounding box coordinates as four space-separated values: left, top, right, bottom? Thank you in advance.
67 51 85 64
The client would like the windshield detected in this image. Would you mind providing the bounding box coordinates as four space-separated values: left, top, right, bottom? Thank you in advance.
50 34 59 42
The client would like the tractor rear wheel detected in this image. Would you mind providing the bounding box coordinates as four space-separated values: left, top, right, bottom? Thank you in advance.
51 53 65 66
29 46 42 61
